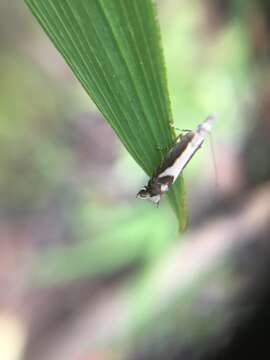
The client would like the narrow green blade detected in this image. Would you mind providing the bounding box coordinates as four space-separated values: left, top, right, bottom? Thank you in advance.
25 0 187 230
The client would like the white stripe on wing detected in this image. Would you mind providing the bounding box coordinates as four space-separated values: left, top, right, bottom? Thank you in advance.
158 115 216 182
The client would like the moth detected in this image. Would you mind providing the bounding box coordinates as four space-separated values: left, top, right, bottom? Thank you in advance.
136 114 217 205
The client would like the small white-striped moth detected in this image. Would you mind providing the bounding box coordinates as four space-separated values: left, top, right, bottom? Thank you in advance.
136 114 217 205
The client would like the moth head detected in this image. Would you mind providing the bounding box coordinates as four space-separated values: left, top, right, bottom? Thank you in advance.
136 187 150 199
136 187 161 205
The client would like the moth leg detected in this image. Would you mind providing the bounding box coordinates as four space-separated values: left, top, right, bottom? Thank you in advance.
157 144 171 152
171 124 191 144
175 133 183 142
173 131 187 143
175 127 191 133
170 123 191 133
157 124 191 151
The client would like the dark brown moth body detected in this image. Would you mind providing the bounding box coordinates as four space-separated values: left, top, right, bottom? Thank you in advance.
136 115 217 205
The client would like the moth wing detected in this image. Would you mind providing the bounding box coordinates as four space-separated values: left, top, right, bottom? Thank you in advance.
155 132 195 176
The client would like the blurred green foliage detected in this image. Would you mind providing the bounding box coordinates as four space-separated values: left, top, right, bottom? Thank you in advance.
36 204 177 284
0 0 253 281
1 1 262 356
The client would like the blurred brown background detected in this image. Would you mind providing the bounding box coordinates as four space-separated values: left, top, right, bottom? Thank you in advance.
1 1 270 359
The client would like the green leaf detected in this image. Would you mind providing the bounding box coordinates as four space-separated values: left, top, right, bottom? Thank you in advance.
25 0 187 230
33 205 178 285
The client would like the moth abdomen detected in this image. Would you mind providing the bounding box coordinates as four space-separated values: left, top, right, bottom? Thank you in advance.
137 114 217 205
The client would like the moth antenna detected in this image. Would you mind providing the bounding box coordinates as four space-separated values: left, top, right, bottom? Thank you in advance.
209 132 218 189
